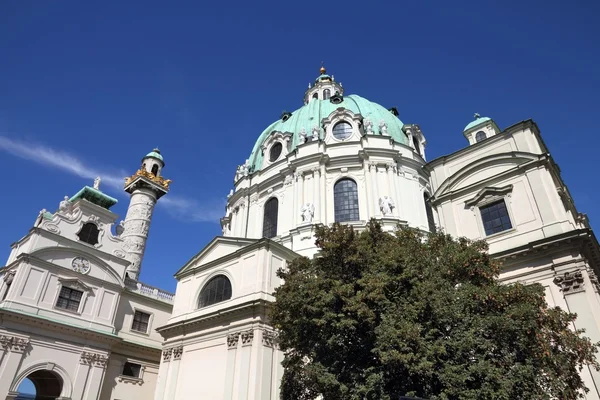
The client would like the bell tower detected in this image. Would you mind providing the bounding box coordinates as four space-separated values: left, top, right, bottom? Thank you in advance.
121 148 171 280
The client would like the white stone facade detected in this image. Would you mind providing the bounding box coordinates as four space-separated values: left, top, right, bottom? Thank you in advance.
1 70 599 400
0 154 173 399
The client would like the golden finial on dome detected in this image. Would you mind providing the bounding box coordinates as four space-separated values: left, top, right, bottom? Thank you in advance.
320 61 326 75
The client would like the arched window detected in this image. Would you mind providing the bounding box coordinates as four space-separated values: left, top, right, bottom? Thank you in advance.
151 164 159 176
262 198 278 238
77 223 99 245
413 136 421 155
334 179 359 222
312 93 318 100
332 121 353 140
269 142 283 162
198 275 232 308
424 194 436 233
323 89 331 100
475 131 487 142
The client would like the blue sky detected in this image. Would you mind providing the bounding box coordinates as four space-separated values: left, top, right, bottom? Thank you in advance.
1 0 598 317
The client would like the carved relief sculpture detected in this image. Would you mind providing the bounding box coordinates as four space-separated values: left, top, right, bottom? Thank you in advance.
312 125 320 140
241 330 254 346
162 347 173 362
227 333 240 349
379 196 395 216
554 270 585 294
301 203 315 223
299 128 308 143
172 345 183 361
262 330 277 348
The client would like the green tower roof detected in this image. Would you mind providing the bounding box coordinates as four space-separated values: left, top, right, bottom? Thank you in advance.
464 116 492 132
70 186 118 209
143 148 165 166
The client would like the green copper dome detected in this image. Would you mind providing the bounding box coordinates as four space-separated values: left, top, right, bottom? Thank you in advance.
248 95 405 173
464 116 491 132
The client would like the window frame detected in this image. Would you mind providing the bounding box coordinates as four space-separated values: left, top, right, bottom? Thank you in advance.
262 197 279 238
118 359 146 384
333 178 360 223
332 121 354 141
198 274 233 309
268 142 283 163
77 222 100 246
130 309 153 335
475 130 487 143
479 199 513 236
53 278 92 315
465 185 516 239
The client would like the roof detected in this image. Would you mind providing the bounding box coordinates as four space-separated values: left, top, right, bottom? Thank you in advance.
464 116 491 132
248 94 406 173
70 186 118 209
144 148 165 165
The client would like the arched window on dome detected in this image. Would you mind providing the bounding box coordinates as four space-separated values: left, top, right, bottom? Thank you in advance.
198 275 232 308
269 142 283 162
323 89 331 100
77 223 100 246
312 93 318 100
334 179 359 222
424 193 436 233
475 131 487 143
262 198 278 238
332 122 353 141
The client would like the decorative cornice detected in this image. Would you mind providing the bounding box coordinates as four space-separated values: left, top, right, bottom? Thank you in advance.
553 270 585 295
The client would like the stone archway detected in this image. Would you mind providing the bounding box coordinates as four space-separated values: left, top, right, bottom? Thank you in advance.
18 370 62 400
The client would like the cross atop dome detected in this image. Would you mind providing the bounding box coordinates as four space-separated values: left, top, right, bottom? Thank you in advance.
320 62 326 75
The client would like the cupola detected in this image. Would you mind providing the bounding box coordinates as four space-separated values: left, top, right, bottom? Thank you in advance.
304 64 344 104
141 147 165 177
463 113 501 145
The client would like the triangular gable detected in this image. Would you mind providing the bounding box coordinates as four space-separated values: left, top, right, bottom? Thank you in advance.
174 236 258 277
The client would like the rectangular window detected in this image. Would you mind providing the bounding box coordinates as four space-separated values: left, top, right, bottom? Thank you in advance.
131 310 150 333
55 286 83 312
122 362 142 378
480 199 512 236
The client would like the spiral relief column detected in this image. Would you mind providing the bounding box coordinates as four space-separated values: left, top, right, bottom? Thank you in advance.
122 148 171 280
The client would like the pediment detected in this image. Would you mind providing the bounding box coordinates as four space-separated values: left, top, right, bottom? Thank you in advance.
30 247 124 286
175 237 258 277
57 277 93 292
433 152 543 200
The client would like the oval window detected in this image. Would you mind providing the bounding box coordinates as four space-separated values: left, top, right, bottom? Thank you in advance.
269 142 283 162
332 122 353 140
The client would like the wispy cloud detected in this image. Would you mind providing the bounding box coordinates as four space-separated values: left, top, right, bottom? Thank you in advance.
0 136 222 223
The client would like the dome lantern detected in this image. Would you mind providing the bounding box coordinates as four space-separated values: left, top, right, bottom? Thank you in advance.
304 64 344 104
463 113 501 145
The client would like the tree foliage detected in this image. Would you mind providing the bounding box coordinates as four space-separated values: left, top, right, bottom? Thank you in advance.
271 221 599 400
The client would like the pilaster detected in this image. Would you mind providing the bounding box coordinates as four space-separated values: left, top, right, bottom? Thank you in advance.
0 335 30 400
224 333 240 400
163 345 183 400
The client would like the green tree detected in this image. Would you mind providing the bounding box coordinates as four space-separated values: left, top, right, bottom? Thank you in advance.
271 221 599 400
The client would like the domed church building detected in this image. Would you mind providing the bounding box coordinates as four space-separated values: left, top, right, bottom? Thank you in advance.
154 67 600 400
0 67 599 400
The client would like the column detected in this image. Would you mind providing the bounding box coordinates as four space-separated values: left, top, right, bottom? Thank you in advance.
554 270 600 399
0 336 29 399
312 168 320 223
370 163 380 217
164 346 183 400
298 174 305 225
224 334 240 400
236 330 254 400
84 356 108 400
122 188 158 280
387 163 400 217
73 351 109 400
153 348 172 400
319 165 326 224
254 330 276 399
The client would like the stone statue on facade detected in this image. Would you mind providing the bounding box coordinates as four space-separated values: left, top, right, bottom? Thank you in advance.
299 128 308 144
379 120 388 136
93 177 101 190
312 125 320 141
58 196 72 215
364 118 374 135
379 196 394 216
301 203 315 223
227 189 234 199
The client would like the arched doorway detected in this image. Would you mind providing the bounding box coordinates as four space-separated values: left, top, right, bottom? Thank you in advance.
17 370 63 399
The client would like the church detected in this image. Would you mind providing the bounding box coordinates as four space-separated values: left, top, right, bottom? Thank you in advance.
1 67 599 400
